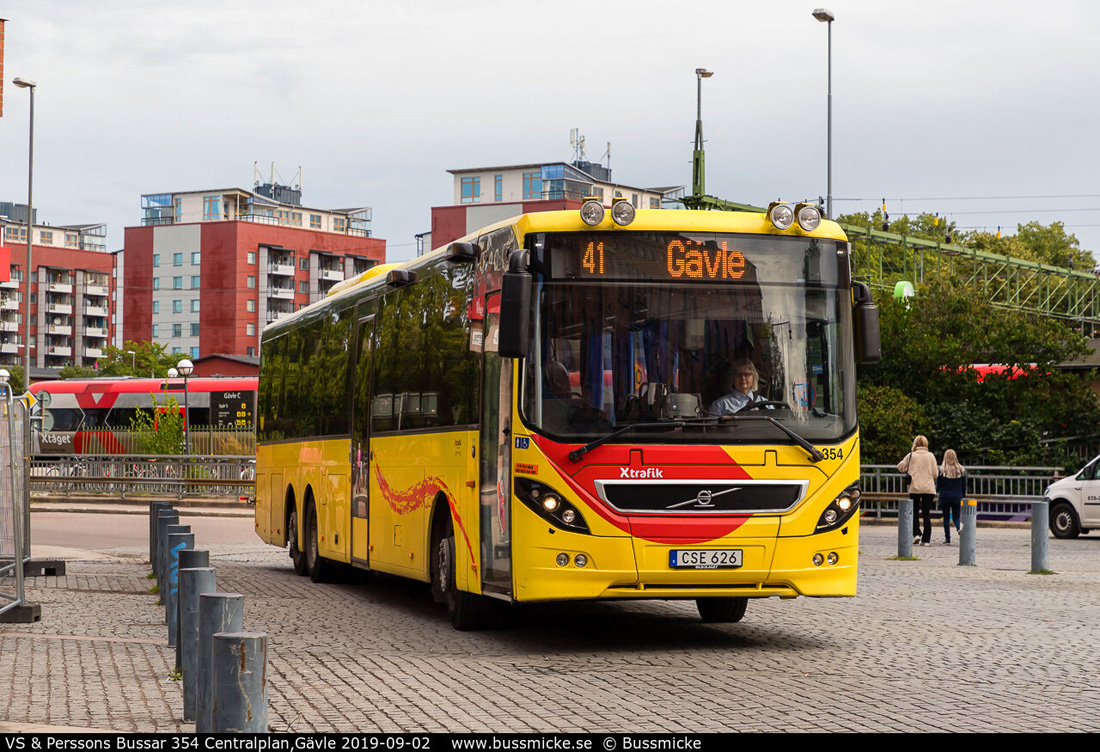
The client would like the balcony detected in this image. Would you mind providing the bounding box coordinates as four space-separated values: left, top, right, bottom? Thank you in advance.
0 280 18 290
48 324 73 336
48 345 72 357
319 268 344 282
0 343 19 354
47 303 73 315
84 326 108 338
0 321 18 333
268 262 295 277
268 286 295 300
1 298 19 311
85 284 109 297
84 347 104 358
47 281 73 294
84 304 108 317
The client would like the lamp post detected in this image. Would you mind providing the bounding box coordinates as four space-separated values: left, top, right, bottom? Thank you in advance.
13 77 36 386
176 359 194 455
127 349 136 374
812 9 834 219
691 68 714 203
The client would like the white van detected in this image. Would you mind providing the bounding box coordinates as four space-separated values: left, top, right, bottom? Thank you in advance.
1044 455 1100 538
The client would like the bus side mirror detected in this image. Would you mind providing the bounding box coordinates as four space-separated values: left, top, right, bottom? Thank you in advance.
852 282 881 364
498 253 531 359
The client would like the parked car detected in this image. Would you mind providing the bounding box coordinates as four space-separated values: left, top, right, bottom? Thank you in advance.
1044 455 1100 538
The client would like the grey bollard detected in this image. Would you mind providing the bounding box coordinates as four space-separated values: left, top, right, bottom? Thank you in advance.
149 501 170 567
176 550 210 672
959 498 976 566
211 632 268 733
196 593 244 733
165 530 194 646
180 566 217 722
162 525 191 619
155 509 179 589
1031 499 1049 573
897 497 914 557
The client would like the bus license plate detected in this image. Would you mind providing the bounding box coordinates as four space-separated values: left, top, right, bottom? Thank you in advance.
669 549 743 569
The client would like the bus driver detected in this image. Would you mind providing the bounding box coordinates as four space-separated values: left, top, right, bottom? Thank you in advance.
709 358 767 416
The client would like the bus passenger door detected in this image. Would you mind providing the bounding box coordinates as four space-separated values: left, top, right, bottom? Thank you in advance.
479 296 513 596
350 314 375 566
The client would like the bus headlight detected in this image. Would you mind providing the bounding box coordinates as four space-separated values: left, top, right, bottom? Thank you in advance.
767 202 795 230
795 203 822 231
580 200 605 226
816 481 861 533
515 477 590 534
611 199 636 226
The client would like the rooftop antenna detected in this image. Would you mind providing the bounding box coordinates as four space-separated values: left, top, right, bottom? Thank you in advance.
570 128 587 162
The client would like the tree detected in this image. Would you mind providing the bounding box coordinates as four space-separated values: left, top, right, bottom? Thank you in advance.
129 394 185 455
58 341 188 380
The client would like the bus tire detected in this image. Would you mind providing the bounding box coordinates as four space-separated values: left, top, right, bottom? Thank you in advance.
1050 502 1081 539
288 505 308 576
696 597 748 623
433 517 491 631
305 500 332 583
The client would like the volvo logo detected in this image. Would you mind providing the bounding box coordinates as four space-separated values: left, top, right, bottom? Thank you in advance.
667 486 741 510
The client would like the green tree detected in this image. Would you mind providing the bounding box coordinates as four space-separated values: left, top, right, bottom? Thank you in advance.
61 340 188 380
129 394 185 454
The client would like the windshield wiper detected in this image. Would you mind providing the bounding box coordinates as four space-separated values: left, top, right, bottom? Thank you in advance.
568 421 685 462
720 413 826 463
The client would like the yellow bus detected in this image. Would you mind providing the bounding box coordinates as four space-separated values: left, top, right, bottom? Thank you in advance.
254 201 880 629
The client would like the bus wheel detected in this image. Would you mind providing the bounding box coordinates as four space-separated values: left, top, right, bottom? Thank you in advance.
1050 502 1081 539
433 518 491 631
696 597 748 623
288 506 308 576
305 501 331 583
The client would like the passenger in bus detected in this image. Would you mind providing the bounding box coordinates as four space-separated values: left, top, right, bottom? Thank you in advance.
898 435 938 546
708 358 768 416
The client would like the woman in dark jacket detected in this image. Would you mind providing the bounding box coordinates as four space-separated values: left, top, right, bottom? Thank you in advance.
937 449 967 544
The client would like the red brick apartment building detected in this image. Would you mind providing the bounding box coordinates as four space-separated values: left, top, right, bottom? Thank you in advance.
122 184 386 359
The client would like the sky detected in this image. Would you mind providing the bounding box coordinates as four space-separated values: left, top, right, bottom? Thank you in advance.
1 0 1099 263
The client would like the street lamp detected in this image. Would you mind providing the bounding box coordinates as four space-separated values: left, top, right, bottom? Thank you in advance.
13 77 36 386
812 8 835 219
126 349 136 374
692 68 714 202
176 359 194 454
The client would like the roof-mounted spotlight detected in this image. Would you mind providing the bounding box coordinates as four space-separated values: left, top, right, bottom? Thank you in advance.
386 269 418 288
795 203 822 232
767 201 795 231
580 199 605 226
610 197 635 227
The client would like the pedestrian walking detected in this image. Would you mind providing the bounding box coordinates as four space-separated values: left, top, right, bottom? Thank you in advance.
898 435 938 546
937 449 967 544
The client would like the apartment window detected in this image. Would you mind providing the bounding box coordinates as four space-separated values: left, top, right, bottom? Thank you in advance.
650 197 661 209
203 196 221 221
174 197 182 223
39 230 53 244
173 276 183 290
190 323 200 336
299 258 309 270
152 301 159 314
173 253 183 266
153 254 160 268
299 281 308 294
172 323 182 337
495 174 503 202
153 278 160 291
65 233 79 248
461 176 481 204
190 347 199 358
191 299 200 313
246 323 255 336
310 214 322 229
4 227 26 243
333 217 347 233
191 276 200 289
247 251 256 265
152 324 159 338
523 171 542 200
247 276 256 289
247 347 256 357
246 299 255 312
173 300 183 314
191 251 200 265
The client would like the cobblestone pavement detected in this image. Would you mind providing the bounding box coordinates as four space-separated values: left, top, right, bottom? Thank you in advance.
3 521 1100 733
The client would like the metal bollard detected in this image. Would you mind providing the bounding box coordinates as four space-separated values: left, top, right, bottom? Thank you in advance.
1031 499 1049 573
897 497 914 557
959 498 976 566
165 530 194 647
196 593 244 733
176 550 210 672
162 524 190 619
155 509 179 590
179 566 217 722
149 501 170 568
211 632 268 733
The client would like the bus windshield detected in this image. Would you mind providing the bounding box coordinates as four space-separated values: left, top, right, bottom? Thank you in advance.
519 231 857 445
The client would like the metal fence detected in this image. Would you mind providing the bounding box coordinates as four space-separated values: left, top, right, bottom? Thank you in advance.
49 426 256 456
30 455 255 500
859 464 1063 520
1 392 29 618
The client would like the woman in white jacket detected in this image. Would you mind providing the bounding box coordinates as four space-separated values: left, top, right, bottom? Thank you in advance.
898 435 939 546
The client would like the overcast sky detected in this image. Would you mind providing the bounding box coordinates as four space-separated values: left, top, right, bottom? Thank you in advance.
1 0 1098 263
